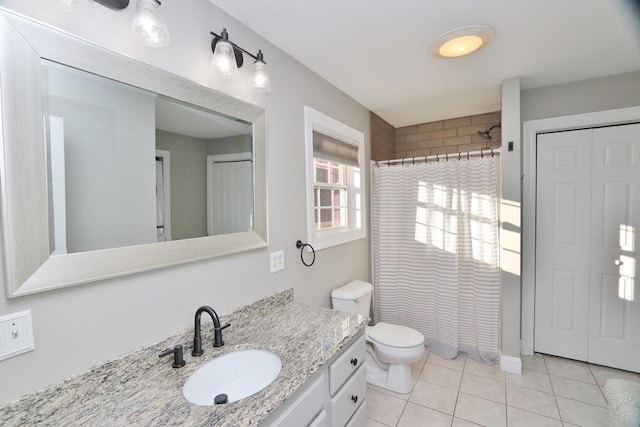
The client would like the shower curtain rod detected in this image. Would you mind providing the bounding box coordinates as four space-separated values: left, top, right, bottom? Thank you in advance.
374 148 500 167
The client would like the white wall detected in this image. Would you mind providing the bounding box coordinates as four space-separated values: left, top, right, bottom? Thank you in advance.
0 0 370 404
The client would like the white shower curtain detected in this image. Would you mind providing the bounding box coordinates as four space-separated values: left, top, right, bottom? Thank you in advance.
372 154 500 363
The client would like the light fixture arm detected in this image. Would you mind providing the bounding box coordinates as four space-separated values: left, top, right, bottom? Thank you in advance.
210 31 264 64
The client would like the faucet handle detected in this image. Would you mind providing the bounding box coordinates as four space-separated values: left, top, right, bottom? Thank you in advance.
159 344 186 368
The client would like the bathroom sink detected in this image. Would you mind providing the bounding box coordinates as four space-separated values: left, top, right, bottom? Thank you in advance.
183 349 281 405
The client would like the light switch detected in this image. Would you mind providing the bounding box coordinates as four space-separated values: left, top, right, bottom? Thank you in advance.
0 310 34 361
270 250 285 273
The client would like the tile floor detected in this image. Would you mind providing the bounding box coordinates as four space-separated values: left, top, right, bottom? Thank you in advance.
366 350 640 427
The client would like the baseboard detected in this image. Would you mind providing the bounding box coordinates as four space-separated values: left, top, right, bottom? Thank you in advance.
500 353 522 374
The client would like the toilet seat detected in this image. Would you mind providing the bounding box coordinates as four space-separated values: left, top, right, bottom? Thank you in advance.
367 322 424 348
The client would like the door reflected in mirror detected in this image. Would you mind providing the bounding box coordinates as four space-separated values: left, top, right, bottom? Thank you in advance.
41 60 254 255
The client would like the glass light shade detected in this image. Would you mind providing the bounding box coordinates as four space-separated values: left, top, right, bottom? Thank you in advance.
432 25 495 58
211 40 240 80
439 35 483 57
132 0 171 48
253 61 271 93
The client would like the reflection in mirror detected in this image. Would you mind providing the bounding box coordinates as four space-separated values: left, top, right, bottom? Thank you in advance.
41 60 254 255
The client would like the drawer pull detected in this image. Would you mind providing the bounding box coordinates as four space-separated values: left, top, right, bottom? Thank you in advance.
351 395 358 403
350 358 358 366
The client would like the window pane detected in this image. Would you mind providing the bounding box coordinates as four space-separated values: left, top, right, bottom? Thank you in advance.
319 189 332 207
330 165 340 184
315 164 328 183
320 208 332 229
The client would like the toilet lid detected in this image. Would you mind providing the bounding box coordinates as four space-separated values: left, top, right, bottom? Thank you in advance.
367 322 424 348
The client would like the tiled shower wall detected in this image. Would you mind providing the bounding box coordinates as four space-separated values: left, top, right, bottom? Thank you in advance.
370 111 502 161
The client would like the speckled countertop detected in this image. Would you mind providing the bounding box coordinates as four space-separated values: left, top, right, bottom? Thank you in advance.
0 289 367 427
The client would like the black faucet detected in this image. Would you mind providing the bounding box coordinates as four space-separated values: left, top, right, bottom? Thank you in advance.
192 305 231 357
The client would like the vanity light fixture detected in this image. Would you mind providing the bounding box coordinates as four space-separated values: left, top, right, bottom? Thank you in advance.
210 29 272 94
432 25 494 58
132 0 171 47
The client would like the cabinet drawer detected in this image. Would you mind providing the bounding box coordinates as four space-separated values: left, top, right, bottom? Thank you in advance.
329 334 366 396
345 399 367 427
269 373 326 427
308 409 327 427
330 365 366 427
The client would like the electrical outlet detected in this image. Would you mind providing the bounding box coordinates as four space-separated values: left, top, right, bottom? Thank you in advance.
270 250 284 273
0 310 34 361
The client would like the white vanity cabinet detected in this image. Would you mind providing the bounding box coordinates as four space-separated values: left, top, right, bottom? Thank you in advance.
265 334 366 427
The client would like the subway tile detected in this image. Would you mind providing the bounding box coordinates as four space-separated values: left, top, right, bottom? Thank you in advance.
417 121 443 133
443 116 472 129
471 111 501 125
430 128 457 139
396 125 418 136
457 124 487 136
405 132 432 143
417 138 444 149
444 135 472 146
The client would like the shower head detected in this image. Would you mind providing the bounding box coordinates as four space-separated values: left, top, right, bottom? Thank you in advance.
477 124 501 141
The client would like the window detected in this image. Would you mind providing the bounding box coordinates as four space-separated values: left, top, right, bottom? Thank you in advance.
304 106 366 250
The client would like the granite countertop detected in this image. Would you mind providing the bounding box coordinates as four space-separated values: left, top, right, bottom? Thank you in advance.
0 289 367 426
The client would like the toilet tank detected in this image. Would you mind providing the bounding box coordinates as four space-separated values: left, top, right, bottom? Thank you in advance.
331 280 373 316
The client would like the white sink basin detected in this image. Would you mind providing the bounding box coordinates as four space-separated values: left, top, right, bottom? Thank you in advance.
183 349 282 405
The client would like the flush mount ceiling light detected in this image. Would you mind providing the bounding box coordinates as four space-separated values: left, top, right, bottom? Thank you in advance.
210 28 272 94
432 25 494 58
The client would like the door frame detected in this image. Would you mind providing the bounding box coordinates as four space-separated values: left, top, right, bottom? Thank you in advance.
522 106 640 355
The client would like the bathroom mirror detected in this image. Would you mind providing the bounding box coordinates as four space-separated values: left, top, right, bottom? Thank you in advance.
0 11 268 297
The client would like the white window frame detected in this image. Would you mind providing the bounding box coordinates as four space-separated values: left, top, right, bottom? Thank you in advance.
304 106 366 250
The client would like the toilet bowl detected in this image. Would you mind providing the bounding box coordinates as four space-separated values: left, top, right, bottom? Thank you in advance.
331 280 425 394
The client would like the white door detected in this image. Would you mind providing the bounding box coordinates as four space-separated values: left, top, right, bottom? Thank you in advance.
535 130 592 361
535 123 640 372
207 158 253 235
588 124 640 372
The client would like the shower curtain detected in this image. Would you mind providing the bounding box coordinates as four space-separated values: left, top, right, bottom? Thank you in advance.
372 154 500 363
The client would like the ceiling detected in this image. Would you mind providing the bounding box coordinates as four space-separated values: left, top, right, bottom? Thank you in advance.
209 0 640 127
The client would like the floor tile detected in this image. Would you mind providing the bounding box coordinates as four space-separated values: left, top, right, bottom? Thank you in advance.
556 396 608 427
408 380 458 414
427 352 466 371
464 358 506 382
588 363 640 387
397 402 452 427
419 363 463 391
544 355 596 384
410 358 426 383
506 383 560 419
454 393 506 427
522 354 548 373
506 369 553 393
368 384 411 401
452 418 482 426
507 406 563 427
366 387 407 426
460 372 506 403
562 424 580 427
550 375 608 407
366 418 390 427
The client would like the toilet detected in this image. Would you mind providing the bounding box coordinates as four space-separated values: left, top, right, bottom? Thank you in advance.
331 280 425 394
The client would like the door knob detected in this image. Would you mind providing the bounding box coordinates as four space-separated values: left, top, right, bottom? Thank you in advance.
615 259 624 266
